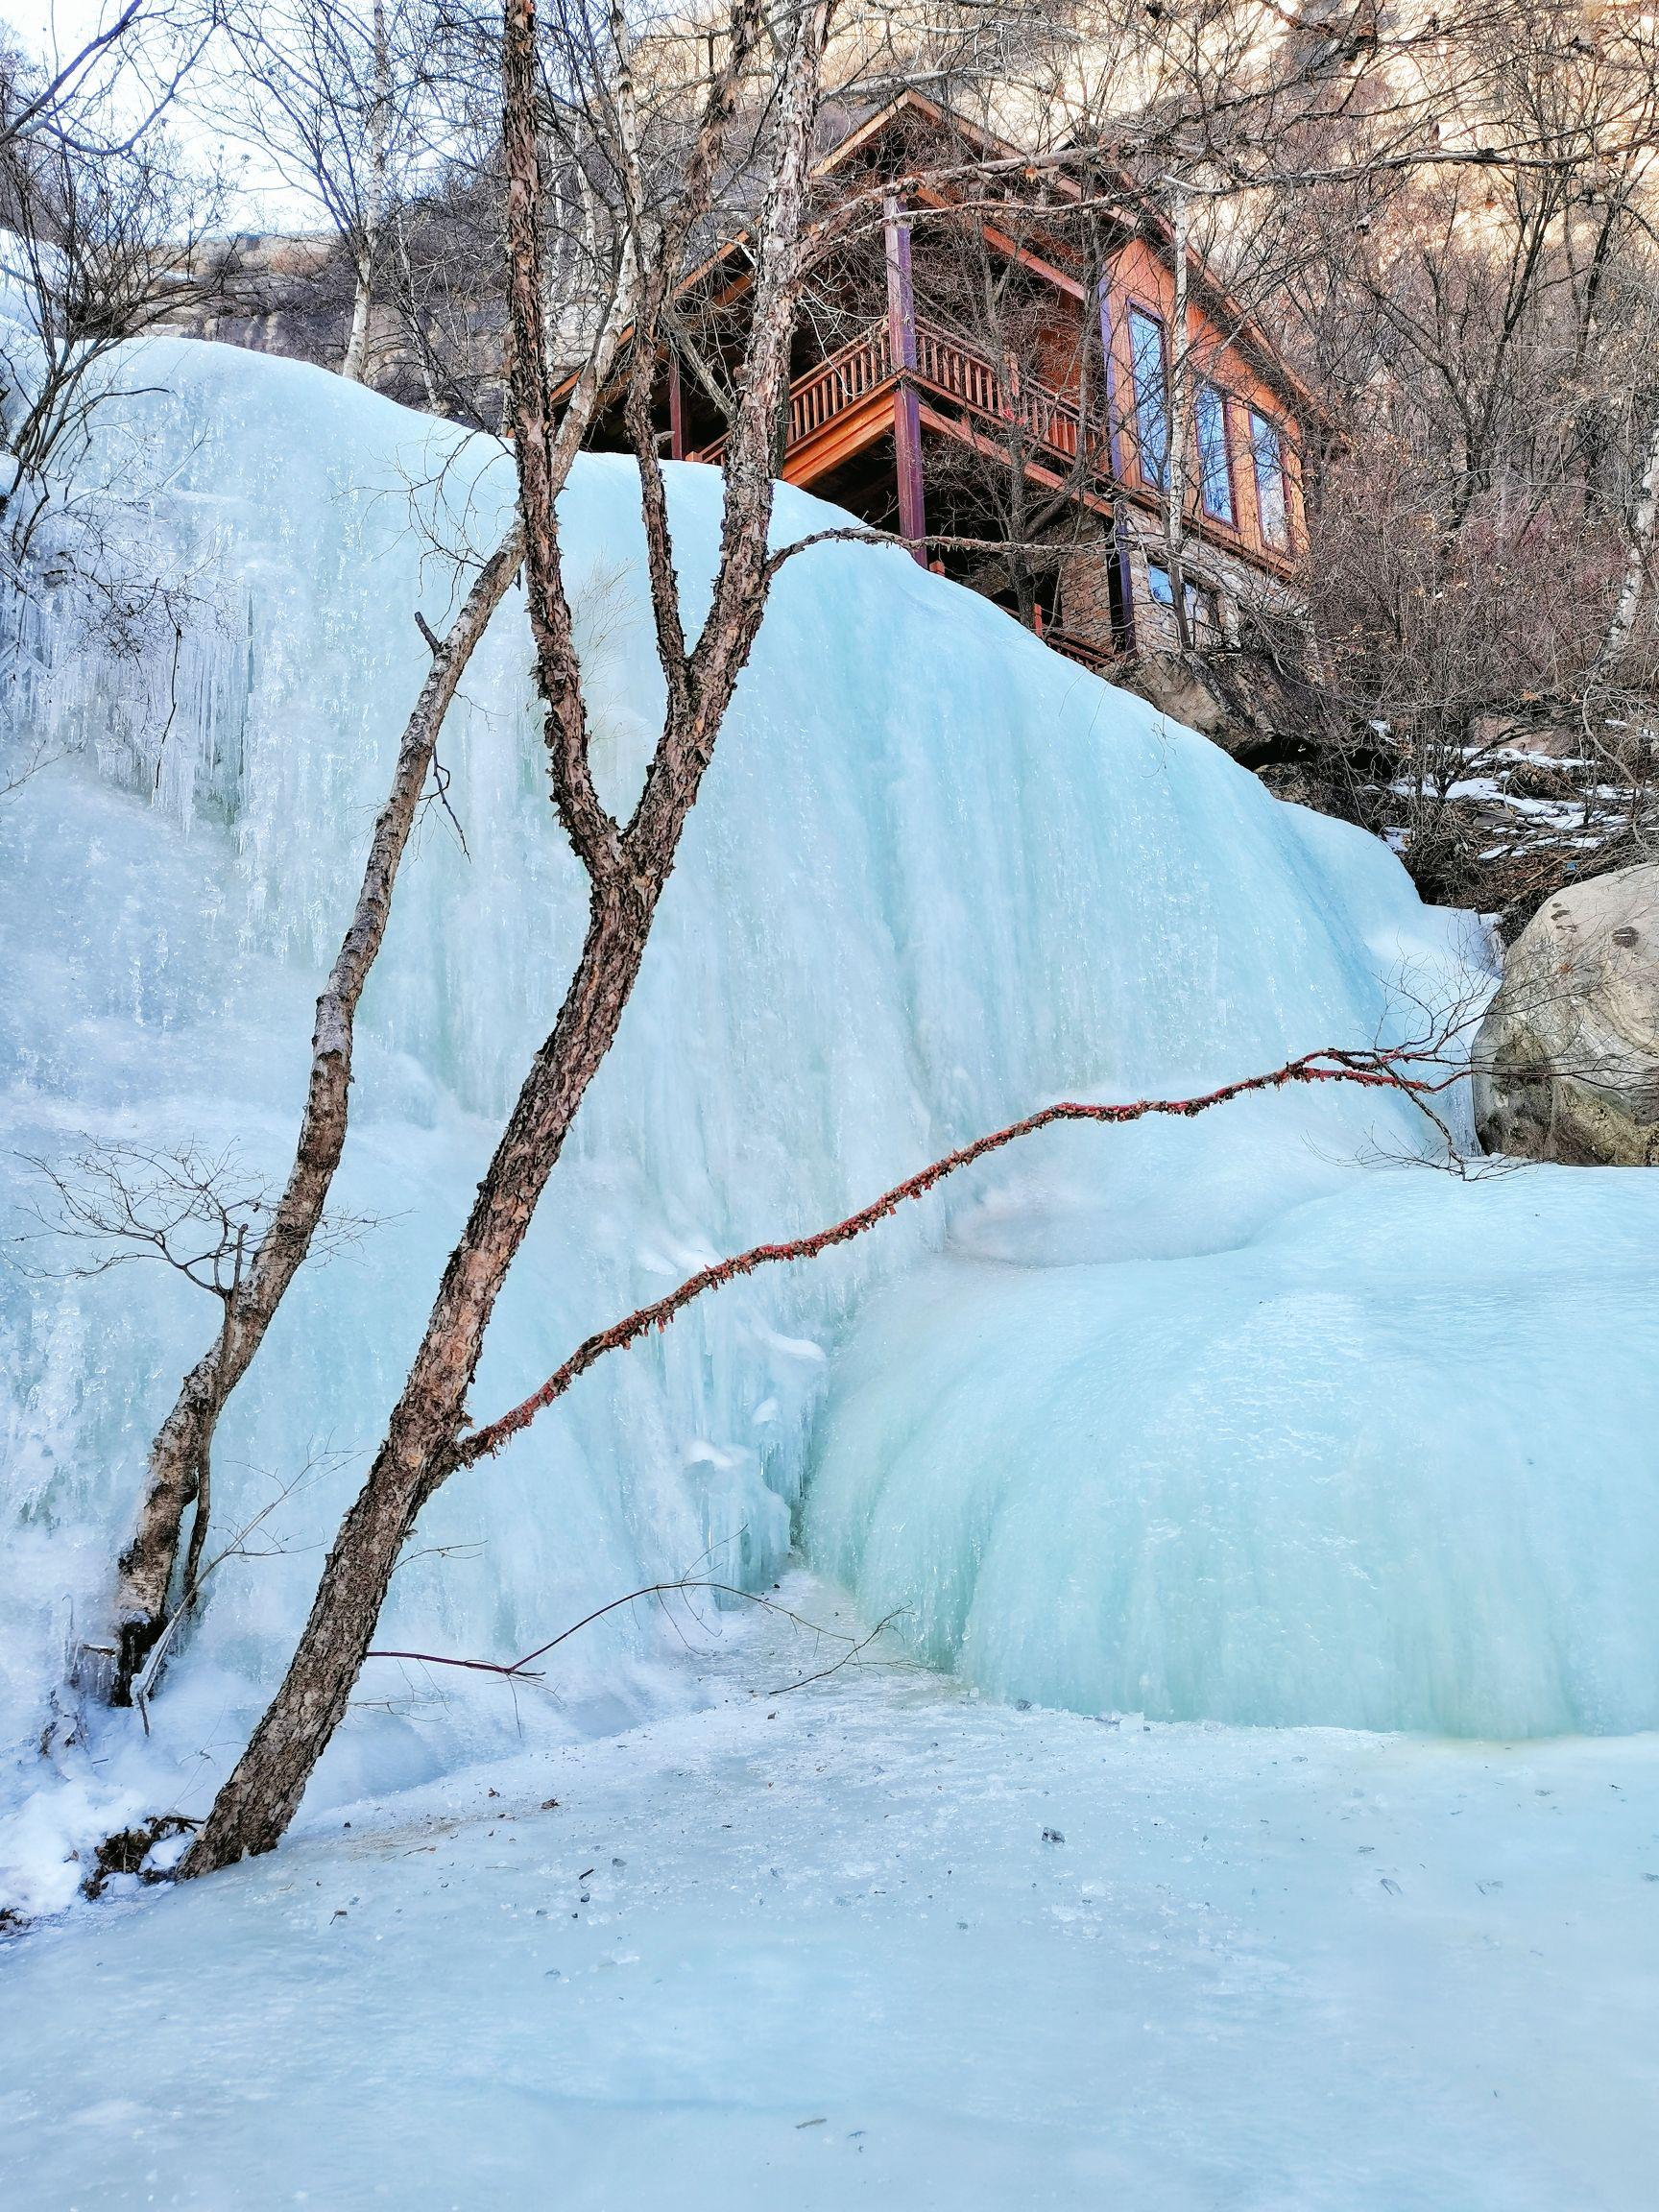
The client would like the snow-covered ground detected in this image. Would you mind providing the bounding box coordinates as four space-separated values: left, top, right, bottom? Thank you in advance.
3 1577 1656 2212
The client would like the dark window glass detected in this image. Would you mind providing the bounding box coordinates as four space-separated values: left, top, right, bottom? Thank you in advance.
1129 307 1168 490
1195 383 1235 524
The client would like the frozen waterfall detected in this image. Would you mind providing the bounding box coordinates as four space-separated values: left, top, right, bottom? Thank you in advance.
4 333 1659 1868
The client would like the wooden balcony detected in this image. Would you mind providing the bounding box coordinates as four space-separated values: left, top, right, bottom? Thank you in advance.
688 315 1111 486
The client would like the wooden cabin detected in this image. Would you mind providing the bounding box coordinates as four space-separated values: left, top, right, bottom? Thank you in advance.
577 90 1312 673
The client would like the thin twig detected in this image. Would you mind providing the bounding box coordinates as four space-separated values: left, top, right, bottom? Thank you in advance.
367 1577 879 1682
767 1610 907 1696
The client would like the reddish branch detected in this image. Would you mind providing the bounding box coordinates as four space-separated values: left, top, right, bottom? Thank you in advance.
454 1042 1456 1471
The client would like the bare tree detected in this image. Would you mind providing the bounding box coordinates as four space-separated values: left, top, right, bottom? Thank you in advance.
177 0 836 1874
379 143 508 426
0 8 221 568
208 0 447 382
102 0 722 1702
1277 0 1659 912
13 1139 370 1654
108 6 793 1713
68 0 750 1706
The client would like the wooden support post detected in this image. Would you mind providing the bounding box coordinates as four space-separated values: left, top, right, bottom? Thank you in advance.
884 194 927 565
1093 275 1136 653
667 351 686 462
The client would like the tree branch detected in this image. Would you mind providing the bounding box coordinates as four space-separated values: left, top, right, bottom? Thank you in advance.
454 1037 1467 1471
368 1576 877 1679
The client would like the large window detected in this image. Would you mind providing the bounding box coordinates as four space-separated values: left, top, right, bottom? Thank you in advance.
1250 409 1289 548
1129 306 1168 490
1195 382 1236 525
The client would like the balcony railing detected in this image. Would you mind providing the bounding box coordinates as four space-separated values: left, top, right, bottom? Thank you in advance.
790 321 894 445
912 323 1106 469
689 316 1108 476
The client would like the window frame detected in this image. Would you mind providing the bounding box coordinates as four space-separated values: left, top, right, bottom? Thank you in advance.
1249 406 1292 551
1144 558 1209 633
1194 378 1238 529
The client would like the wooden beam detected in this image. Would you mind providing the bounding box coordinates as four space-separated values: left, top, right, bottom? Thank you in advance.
885 195 927 565
667 352 685 462
912 400 1116 518
781 389 900 484
908 184 1088 301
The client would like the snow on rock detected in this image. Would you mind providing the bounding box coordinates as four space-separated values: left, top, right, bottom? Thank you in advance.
0 330 1656 1895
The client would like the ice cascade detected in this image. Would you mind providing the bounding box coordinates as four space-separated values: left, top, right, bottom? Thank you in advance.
4 336 1659 1871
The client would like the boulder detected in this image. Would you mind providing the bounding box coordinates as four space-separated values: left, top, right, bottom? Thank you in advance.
1474 862 1659 1165
1125 650 1235 740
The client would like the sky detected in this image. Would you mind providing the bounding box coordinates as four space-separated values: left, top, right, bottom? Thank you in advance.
4 0 315 230
5 0 105 68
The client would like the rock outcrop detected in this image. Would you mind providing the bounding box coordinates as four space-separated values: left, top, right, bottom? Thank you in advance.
1474 862 1659 1165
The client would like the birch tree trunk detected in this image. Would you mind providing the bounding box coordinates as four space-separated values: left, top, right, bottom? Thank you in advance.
108 523 526 1701
1600 404 1659 670
342 0 390 383
1164 179 1193 655
342 253 377 385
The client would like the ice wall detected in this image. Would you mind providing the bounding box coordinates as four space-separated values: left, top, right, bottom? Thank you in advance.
807 1167 1659 1737
2 334 1654 1865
